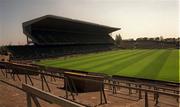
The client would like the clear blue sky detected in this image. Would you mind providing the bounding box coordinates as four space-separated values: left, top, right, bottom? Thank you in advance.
0 0 179 45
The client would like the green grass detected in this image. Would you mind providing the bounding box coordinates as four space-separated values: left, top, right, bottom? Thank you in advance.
37 49 179 83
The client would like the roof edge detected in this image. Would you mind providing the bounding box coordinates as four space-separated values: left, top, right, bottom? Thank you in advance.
23 15 121 31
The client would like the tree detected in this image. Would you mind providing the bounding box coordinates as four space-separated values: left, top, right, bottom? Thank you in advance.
115 34 122 46
155 37 160 41
136 37 143 41
143 37 148 41
149 38 154 41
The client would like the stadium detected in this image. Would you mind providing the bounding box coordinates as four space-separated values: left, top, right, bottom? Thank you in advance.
0 15 179 107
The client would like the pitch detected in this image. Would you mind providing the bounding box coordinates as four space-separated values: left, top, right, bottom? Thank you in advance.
38 49 179 83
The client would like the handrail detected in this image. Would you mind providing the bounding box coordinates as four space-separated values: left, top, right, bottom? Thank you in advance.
104 82 180 97
22 84 87 107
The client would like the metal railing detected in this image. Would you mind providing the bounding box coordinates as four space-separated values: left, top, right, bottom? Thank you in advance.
0 61 179 107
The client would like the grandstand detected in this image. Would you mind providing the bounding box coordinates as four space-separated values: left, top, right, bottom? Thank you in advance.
5 15 120 60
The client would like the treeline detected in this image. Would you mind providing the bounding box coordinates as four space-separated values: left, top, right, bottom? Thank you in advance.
115 34 179 49
125 37 179 43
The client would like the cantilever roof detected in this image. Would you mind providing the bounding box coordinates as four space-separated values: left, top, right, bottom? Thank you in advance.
23 15 120 32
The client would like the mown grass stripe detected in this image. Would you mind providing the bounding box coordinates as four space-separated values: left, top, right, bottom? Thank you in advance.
116 50 164 77
38 50 117 65
50 50 135 67
40 50 124 66
132 50 170 79
156 50 178 83
79 51 146 72
103 50 156 75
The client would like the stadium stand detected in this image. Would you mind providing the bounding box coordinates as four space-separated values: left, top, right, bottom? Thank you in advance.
7 44 115 60
2 15 120 60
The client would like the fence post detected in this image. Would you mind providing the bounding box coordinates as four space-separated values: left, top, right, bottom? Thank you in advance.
25 74 27 84
5 69 8 78
176 91 179 102
128 83 132 95
27 93 32 107
108 80 111 90
139 85 142 100
31 95 41 107
102 83 107 104
65 77 68 99
112 81 116 94
145 91 148 107
155 92 159 106
41 74 44 90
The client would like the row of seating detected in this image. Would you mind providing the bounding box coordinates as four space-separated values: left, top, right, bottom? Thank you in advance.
5 44 115 60
32 30 114 45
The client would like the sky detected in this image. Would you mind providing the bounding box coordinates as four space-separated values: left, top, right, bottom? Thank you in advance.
0 0 179 45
